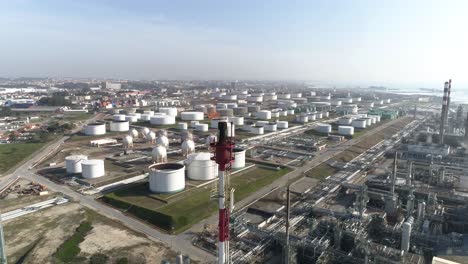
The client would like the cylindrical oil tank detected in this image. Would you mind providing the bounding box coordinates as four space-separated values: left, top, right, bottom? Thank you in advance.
150 115 176 125
296 115 309 123
65 155 88 174
277 121 288 129
308 113 316 121
247 96 263 103
190 121 199 128
226 123 235 137
263 94 278 101
195 123 209 132
206 105 216 115
194 105 207 113
250 126 264 135
364 118 372 126
278 93 291 99
148 163 185 193
113 114 126 121
256 121 268 126
143 110 154 116
316 112 323 119
341 98 353 104
251 92 264 97
255 110 271 120
338 117 353 125
369 115 381 122
178 122 188 130
110 121 130 132
81 159 105 178
211 118 227 129
280 110 288 116
226 103 238 109
353 97 362 102
232 148 246 169
125 108 137 114
233 107 248 115
316 123 332 133
369 116 376 124
247 105 260 113
271 111 280 118
291 92 302 98
228 116 244 126
139 114 151 121
125 115 139 123
186 152 218 181
352 119 367 129
218 109 234 117
181 111 204 121
221 94 237 101
338 126 354 136
242 124 252 131
331 100 342 106
324 111 330 118
159 107 178 116
292 98 307 104
264 123 277 132
216 103 228 110
85 123 106 135
287 109 295 115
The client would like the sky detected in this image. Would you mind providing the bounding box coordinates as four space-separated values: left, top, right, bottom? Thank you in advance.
1 0 468 88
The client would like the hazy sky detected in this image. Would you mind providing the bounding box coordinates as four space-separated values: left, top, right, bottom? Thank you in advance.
1 0 468 88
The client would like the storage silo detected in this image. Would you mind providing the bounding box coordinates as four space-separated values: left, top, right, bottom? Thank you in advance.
113 114 126 121
140 114 151 121
148 163 185 193
218 109 234 117
181 111 204 121
338 126 354 136
228 116 244 126
401 221 412 252
150 115 176 125
195 124 209 132
232 148 246 169
211 118 227 129
296 115 308 123
255 110 271 120
250 126 264 135
264 123 277 132
352 119 367 129
158 107 178 116
247 96 263 103
178 122 188 130
186 152 218 181
233 107 248 116
65 155 88 174
110 121 130 132
125 115 139 123
85 123 106 136
152 145 167 163
316 124 332 134
277 121 288 129
81 159 105 178
338 117 353 125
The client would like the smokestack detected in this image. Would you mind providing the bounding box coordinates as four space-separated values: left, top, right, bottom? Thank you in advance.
391 152 397 195
440 81 449 144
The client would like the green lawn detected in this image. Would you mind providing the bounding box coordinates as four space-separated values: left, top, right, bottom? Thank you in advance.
304 163 337 181
53 221 93 263
0 142 46 174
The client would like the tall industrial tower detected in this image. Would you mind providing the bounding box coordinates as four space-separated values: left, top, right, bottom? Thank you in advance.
211 121 234 264
440 79 452 144
0 215 7 264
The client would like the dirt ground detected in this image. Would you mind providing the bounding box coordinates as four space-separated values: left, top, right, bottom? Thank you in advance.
3 202 177 264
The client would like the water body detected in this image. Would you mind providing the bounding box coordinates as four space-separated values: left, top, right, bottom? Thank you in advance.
390 88 468 104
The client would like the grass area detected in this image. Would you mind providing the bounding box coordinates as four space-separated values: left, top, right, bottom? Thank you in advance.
0 142 46 174
54 221 93 263
304 163 337 181
63 112 93 121
68 131 124 142
103 166 292 233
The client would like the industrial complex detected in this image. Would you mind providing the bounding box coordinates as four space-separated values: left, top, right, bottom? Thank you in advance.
1 79 468 264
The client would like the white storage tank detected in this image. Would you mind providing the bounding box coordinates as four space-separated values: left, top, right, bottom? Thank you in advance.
178 122 188 130
218 109 234 117
228 116 244 126
150 115 176 125
364 118 372 126
85 123 106 136
246 96 263 103
291 92 302 98
287 109 295 115
352 119 367 129
271 111 280 118
186 152 218 181
277 121 288 129
247 105 260 113
211 118 227 129
316 124 332 134
158 107 178 116
264 123 277 132
338 117 353 125
232 148 246 169
308 113 316 121
250 126 264 135
65 155 88 174
140 114 151 121
338 126 355 136
226 103 238 109
263 94 278 101
324 111 330 118
148 163 185 193
296 115 308 123
194 105 207 113
233 107 248 116
110 121 130 132
181 111 204 121
331 100 342 106
278 93 291 99
195 123 209 132
255 110 272 120
113 114 126 121
143 110 155 116
190 121 199 128
216 103 228 110
316 112 323 119
221 94 237 101
81 159 105 179
125 115 139 123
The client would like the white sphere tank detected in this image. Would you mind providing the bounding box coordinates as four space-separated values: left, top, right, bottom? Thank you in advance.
186 152 218 181
277 121 289 129
141 127 150 137
149 163 185 193
181 139 195 156
85 123 106 136
157 129 168 137
181 111 204 121
113 114 126 121
65 155 88 174
110 121 130 132
255 110 272 120
128 128 138 138
81 159 105 179
316 124 332 133
205 134 217 148
159 107 178 116
150 115 176 125
232 148 246 169
126 115 139 123
195 123 209 132
152 145 167 163
338 126 355 136
156 135 169 148
123 135 134 148
146 131 156 142
227 116 244 126
178 122 188 130
226 123 235 137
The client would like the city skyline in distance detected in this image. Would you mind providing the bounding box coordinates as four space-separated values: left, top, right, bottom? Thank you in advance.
1 0 468 88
